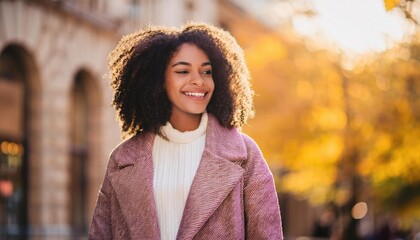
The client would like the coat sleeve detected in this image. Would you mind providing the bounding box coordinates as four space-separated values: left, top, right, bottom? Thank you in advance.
242 134 284 240
89 160 114 240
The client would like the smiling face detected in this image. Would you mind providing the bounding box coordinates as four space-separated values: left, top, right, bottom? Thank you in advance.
164 43 214 130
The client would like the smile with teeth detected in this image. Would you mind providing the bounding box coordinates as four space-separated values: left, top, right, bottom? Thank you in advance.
184 92 207 97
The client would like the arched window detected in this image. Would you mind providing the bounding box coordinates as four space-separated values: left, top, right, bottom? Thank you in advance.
69 69 101 238
69 71 89 237
0 45 31 239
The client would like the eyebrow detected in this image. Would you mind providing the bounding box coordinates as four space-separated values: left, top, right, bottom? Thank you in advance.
171 61 211 67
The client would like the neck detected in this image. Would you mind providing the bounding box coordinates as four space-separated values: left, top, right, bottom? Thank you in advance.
169 113 202 132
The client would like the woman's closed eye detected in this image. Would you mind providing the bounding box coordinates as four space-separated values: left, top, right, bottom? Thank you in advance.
175 70 189 74
175 70 212 75
202 70 212 75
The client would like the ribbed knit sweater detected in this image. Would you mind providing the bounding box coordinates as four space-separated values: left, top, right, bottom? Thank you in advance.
152 113 208 240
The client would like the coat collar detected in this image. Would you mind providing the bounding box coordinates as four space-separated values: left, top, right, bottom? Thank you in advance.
109 114 247 239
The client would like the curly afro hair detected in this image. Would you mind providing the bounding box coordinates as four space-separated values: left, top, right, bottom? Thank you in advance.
108 22 254 136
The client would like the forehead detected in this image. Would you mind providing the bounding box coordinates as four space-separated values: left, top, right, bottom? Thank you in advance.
169 43 210 62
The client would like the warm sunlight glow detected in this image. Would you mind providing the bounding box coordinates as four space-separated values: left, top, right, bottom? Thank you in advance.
293 0 414 55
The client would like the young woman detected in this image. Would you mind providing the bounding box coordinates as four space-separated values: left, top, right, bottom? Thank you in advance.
89 23 283 240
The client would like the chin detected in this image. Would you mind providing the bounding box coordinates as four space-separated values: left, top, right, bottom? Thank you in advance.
188 108 206 115
190 111 205 115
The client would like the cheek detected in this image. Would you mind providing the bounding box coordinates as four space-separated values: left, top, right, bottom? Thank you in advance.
163 75 174 92
164 78 180 100
209 79 215 92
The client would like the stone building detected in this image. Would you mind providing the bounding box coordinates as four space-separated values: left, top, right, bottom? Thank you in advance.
0 0 216 239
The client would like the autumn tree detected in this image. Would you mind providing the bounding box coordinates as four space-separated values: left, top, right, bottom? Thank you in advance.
223 0 419 238
243 33 420 239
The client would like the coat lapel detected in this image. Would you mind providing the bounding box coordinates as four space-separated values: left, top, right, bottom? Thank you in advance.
109 133 161 239
176 115 247 239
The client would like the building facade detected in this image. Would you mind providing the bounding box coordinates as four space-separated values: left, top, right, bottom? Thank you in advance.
0 0 216 239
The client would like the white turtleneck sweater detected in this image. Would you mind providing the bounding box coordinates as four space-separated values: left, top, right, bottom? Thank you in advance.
152 113 208 240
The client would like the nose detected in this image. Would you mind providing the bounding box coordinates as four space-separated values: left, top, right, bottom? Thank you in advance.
190 72 204 86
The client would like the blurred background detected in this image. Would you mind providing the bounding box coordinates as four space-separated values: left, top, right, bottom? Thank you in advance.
0 0 419 239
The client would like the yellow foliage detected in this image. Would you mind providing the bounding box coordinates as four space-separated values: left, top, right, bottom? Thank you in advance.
245 34 288 71
310 107 347 130
278 135 343 204
359 133 392 176
232 8 420 220
385 135 419 182
296 80 314 99
362 126 420 185
384 0 401 11
226 3 420 228
293 55 315 72
281 166 336 204
349 83 371 101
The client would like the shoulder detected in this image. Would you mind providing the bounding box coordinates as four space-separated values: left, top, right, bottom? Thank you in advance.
236 132 274 183
234 131 264 164
206 114 263 162
239 132 261 153
206 114 247 160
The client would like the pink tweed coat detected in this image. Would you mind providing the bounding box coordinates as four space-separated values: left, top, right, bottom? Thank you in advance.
89 114 283 239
